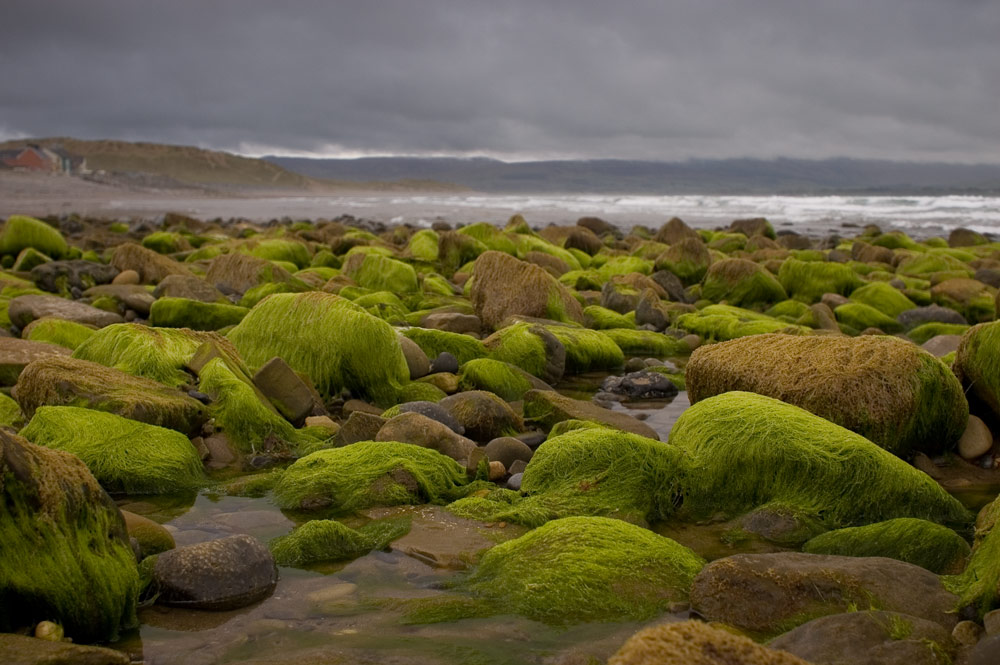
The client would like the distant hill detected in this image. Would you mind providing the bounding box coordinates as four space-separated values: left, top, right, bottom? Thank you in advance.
267 155 1000 195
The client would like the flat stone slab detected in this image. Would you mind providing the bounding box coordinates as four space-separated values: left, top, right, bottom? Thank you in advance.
0 337 71 386
523 389 660 440
8 294 124 329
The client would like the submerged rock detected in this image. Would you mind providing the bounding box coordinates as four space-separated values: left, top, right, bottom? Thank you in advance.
0 633 129 665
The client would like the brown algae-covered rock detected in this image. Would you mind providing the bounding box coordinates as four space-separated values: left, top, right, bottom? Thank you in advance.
609 620 809 665
469 251 583 330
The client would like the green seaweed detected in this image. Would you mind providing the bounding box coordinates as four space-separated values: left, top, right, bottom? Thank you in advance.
242 238 311 268
849 281 917 318
0 215 68 258
834 302 903 333
458 358 535 401
583 304 637 330
269 517 410 567
483 322 564 382
23 317 96 350
141 231 188 255
149 297 249 331
946 496 1000 616
0 392 24 428
675 305 808 341
399 326 488 365
600 328 688 357
543 325 624 373
344 253 419 293
908 322 969 345
701 258 786 307
778 258 863 303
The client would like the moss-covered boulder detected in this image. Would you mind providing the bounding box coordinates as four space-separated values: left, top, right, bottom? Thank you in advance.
438 390 522 442
273 441 473 512
701 258 787 307
21 406 204 494
482 322 566 383
15 355 207 433
149 297 249 330
955 322 1000 421
802 518 969 574
21 316 96 350
73 323 237 388
269 517 410 567
669 392 969 528
655 237 711 285
205 252 303 295
0 215 68 259
0 430 138 642
0 337 72 386
8 294 124 329
849 281 917 318
686 334 968 457
602 327 689 357
228 292 410 407
110 243 191 284
523 389 659 439
457 358 537 401
469 251 583 330
778 257 863 303
398 326 488 365
542 324 624 373
409 517 703 625
674 305 808 341
945 495 1000 616
609 620 810 665
834 302 904 333
343 252 418 293
931 277 996 323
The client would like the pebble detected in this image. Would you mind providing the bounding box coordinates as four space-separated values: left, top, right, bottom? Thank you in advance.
112 269 141 285
959 415 993 460
507 472 523 491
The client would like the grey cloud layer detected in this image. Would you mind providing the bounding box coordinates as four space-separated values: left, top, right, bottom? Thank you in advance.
2 0 998 160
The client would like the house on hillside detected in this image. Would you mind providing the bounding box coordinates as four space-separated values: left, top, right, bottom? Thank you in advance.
0 144 88 174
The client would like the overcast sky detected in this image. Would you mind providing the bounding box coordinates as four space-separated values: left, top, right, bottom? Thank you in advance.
2 1 998 162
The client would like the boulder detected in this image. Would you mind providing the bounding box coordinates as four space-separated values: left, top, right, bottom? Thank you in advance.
439 390 523 442
958 415 993 460
252 356 322 426
0 337 71 386
8 294 123 329
420 311 482 335
483 436 534 469
599 369 679 401
110 243 191 284
205 252 296 295
376 412 476 462
337 411 387 446
469 251 583 330
83 285 155 317
701 258 787 307
523 389 659 439
396 400 465 434
398 334 431 380
149 297 249 331
152 534 277 610
608 620 809 665
30 259 119 294
483 323 566 384
122 509 175 558
955 321 1000 420
897 304 968 330
690 553 960 637
153 273 228 303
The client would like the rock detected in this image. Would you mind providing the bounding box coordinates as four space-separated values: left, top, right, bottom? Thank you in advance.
508 459 527 476
375 411 476 462
523 389 659 440
304 415 340 436
600 370 679 401
337 411 387 446
429 351 460 375
30 259 119 294
969 635 1000 665
14 355 207 433
343 399 385 417
439 390 523 442
418 371 459 394
680 333 700 351
398 335 431 380
690 552 960 637
202 432 238 469
624 357 647 372
482 323 566 384
634 288 671 330
600 278 639 313
985 608 1000 635
897 304 968 330
252 356 321 426
0 633 129 665
975 267 1000 289
110 242 191 284
821 292 850 309
769 610 956 665
922 334 962 357
810 302 841 331
0 338 71 385
608 620 809 665
577 216 619 239
950 227 989 247
959 415 993 460
0 430 138 642
153 273 227 303
84 285 155 316
649 269 692 303
852 240 895 264
469 251 584 330
420 312 482 335
488 460 506 481
205 252 295 295
153 534 278 610
397 400 465 434
111 269 140 285
507 472 523 490
954 620 984 646
484 436 533 468
121 509 175 557
8 294 124 329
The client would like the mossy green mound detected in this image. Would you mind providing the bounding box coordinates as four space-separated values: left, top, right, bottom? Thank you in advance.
142 231 189 255
543 325 624 373
228 292 410 407
273 441 474 512
955 321 1000 420
457 358 535 401
408 516 704 625
457 222 517 255
668 392 969 528
834 302 903 333
0 215 68 259
583 305 636 329
908 322 969 345
0 391 23 428
946 495 1000 616
449 427 679 527
398 326 488 365
149 297 249 330
21 406 204 494
73 323 237 388
931 277 996 323
0 431 139 642
469 251 584 330
778 258 863 303
242 238 311 268
849 281 917 318
701 258 786 307
23 317 96 350
483 322 565 383
655 237 711 285
803 518 969 574
343 252 418 293
686 334 968 457
601 328 688 357
675 305 808 341
15 355 207 433
269 517 410 567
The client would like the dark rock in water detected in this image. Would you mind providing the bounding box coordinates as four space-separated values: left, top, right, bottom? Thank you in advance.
430 351 459 375
153 534 278 611
439 390 523 442
484 436 534 468
337 411 386 446
0 633 129 665
769 610 956 665
398 400 464 434
375 412 476 462
8 294 123 329
897 304 968 330
507 472 523 491
600 370 678 401
30 259 119 294
690 552 959 637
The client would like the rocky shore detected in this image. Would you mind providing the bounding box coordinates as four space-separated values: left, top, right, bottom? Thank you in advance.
2 210 1000 664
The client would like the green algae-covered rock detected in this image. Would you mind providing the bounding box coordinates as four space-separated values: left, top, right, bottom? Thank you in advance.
601 327 689 357
0 430 139 642
269 517 410 567
399 327 488 365
955 321 1000 420
457 358 535 401
273 440 474 512
343 252 418 293
834 302 904 333
610 620 811 665
931 277 996 323
449 427 676 527
22 316 96 350
907 321 969 345
668 392 969 528
803 518 969 574
242 237 311 268
0 391 24 428
675 304 808 341
149 297 249 330
228 291 410 407
778 257 863 303
655 237 712 285
408 516 703 625
543 324 624 373
946 494 1000 616
849 281 917 318
701 258 787 307
483 322 566 383
73 323 238 388
457 222 518 255
686 334 968 457
0 215 68 259
141 231 190 255
205 252 305 295
21 406 204 494
582 304 636 330
15 355 207 433
469 251 584 330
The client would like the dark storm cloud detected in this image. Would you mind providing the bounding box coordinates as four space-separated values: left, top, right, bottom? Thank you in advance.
1 0 998 161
